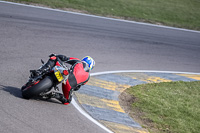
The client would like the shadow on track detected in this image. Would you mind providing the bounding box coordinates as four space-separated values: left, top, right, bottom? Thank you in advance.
0 85 22 98
0 85 62 104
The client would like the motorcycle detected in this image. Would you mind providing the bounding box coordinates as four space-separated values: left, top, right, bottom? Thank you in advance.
21 58 69 99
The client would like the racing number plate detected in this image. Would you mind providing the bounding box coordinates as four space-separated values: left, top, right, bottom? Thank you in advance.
55 71 64 82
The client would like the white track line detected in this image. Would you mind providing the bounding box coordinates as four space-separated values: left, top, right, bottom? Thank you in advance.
72 70 200 133
0 0 200 33
91 70 200 76
71 98 113 133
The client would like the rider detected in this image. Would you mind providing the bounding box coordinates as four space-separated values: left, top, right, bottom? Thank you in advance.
32 54 95 105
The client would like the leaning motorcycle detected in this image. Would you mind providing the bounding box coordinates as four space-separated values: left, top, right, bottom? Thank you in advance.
21 58 69 99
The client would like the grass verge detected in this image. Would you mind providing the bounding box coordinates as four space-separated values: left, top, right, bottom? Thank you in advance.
5 0 200 30
124 81 200 133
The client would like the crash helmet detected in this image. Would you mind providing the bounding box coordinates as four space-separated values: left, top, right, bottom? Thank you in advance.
82 56 95 71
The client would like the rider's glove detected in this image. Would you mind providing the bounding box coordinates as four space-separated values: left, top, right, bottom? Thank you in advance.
74 85 81 91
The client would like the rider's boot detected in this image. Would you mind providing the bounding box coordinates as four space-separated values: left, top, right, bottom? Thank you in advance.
47 92 69 104
30 59 56 78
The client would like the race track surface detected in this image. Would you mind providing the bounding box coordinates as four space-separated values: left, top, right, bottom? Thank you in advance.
0 1 200 133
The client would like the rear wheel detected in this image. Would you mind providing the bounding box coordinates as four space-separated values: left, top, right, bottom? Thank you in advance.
21 76 54 99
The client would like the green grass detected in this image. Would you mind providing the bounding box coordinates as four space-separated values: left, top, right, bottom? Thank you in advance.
6 0 200 30
126 81 200 133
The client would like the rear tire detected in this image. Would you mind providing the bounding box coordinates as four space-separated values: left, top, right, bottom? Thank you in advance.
21 76 54 99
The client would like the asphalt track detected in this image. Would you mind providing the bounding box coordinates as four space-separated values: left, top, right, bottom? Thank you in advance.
0 1 200 133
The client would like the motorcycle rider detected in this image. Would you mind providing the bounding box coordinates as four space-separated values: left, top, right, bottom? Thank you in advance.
32 54 95 105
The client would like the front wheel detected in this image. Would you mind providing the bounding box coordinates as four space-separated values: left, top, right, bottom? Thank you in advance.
21 76 54 99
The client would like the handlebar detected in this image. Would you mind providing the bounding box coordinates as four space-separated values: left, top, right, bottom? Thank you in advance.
57 58 68 70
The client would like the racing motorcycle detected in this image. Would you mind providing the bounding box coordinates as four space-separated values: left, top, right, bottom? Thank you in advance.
21 58 69 99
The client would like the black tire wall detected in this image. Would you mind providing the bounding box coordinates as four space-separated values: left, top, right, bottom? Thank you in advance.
22 76 54 99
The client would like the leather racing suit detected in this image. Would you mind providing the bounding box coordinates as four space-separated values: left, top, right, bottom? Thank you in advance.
37 54 90 105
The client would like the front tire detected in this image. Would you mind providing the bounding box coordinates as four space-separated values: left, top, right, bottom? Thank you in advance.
21 76 54 99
